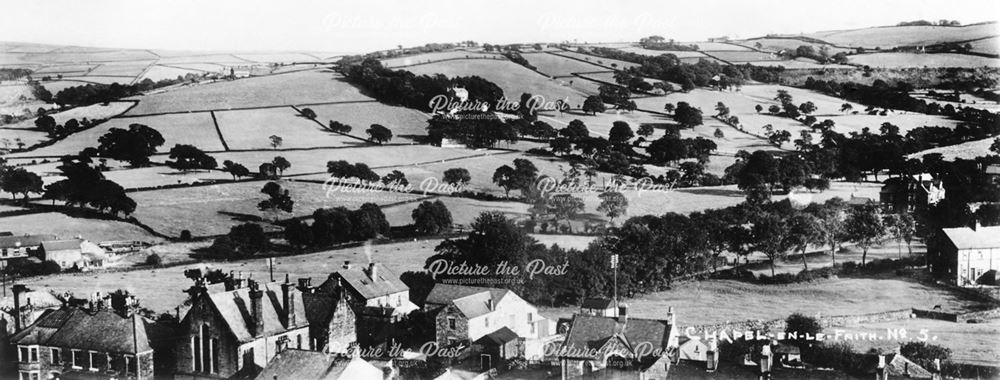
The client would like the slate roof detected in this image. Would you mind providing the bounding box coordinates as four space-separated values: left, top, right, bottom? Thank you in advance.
252 349 382 380
41 239 82 252
332 263 408 300
561 314 673 360
0 234 57 249
475 326 520 346
581 298 614 310
0 290 63 310
425 284 510 319
202 281 308 343
666 358 854 379
885 353 933 379
11 307 158 354
942 225 1000 250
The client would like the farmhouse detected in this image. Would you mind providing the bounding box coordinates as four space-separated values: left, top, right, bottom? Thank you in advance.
9 298 168 380
314 262 416 348
174 278 309 379
940 224 1000 286
557 305 679 380
879 174 945 212
0 234 56 261
38 239 108 270
423 283 557 361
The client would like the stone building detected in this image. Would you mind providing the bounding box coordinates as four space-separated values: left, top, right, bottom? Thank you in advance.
299 277 358 354
941 224 1000 286
173 277 309 379
557 305 679 380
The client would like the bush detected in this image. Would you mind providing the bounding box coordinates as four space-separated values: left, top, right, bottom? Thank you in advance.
145 253 162 266
179 230 192 241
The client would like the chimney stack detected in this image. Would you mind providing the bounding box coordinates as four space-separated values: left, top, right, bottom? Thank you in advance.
282 274 295 327
248 280 264 337
12 284 27 331
875 354 888 380
343 260 352 270
666 306 676 326
367 262 378 280
297 277 311 291
758 344 773 379
617 303 628 321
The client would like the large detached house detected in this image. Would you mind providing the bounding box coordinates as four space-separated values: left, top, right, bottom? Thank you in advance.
318 261 418 317
10 301 167 380
940 224 1000 286
175 278 309 379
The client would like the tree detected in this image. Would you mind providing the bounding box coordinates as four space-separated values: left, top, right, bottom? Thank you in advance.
755 104 763 113
715 102 730 118
381 170 409 186
258 181 294 220
885 212 916 258
714 128 725 139
673 102 703 128
840 103 853 113
269 135 283 149
785 313 822 348
211 223 269 258
284 219 313 248
663 103 675 114
222 160 250 180
271 156 291 176
900 342 951 371
443 168 471 187
845 204 885 265
299 107 317 119
34 115 56 135
560 120 590 141
768 104 781 114
1 167 44 200
608 121 634 144
327 121 353 134
97 123 165 166
492 159 538 198
412 200 453 234
167 144 217 171
582 95 605 115
787 213 820 270
768 130 791 147
990 138 1000 155
798 101 817 115
752 212 793 276
647 136 688 165
637 124 655 138
549 194 585 232
597 191 628 222
367 124 393 144
492 165 517 197
807 199 847 265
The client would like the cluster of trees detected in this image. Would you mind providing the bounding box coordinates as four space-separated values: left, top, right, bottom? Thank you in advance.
53 77 188 107
327 160 380 182
637 36 699 51
426 112 518 148
725 150 830 201
34 115 93 138
492 158 539 198
585 47 784 90
0 164 44 201
92 123 165 166
897 19 961 26
42 156 136 216
341 58 504 112
167 145 217 171
284 203 391 248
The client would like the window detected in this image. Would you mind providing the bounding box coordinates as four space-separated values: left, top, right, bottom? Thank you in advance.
527 312 533 322
71 350 85 369
396 296 402 307
18 372 39 380
448 317 456 329
530 322 536 335
126 355 138 375
50 348 60 365
485 317 490 328
297 335 302 349
90 351 107 371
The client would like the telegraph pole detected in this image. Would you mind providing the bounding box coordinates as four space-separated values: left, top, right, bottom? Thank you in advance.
611 254 619 308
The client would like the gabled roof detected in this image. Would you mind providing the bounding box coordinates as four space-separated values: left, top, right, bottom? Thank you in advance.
561 314 673 360
331 263 408 300
201 281 308 343
886 353 933 379
253 349 383 380
41 239 82 252
0 234 57 249
581 298 614 309
474 326 519 346
942 225 1000 250
11 307 158 354
426 284 509 319
0 290 63 311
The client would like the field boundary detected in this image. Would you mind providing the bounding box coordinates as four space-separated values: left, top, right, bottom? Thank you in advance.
118 99 379 118
287 105 374 144
208 111 231 151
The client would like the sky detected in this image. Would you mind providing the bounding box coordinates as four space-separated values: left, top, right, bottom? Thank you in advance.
1 0 997 54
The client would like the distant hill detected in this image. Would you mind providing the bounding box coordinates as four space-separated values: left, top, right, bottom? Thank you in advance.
762 22 998 51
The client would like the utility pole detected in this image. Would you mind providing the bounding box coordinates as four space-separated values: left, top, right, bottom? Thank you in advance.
611 254 619 308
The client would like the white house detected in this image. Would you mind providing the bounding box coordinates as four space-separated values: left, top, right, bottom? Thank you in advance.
942 224 1000 286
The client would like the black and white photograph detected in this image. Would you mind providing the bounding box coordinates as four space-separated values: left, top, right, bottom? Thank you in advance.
1 0 999 379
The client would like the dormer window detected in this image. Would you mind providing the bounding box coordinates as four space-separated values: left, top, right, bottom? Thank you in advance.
486 299 493 311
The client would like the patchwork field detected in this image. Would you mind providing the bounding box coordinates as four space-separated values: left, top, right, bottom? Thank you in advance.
803 23 999 49
847 52 1000 68
380 51 502 68
215 107 360 150
303 102 430 142
615 46 710 58
550 51 639 70
216 145 484 177
520 52 610 77
128 180 425 237
407 59 591 106
11 112 224 157
2 101 134 130
139 65 207 82
736 38 854 55
59 76 134 85
705 51 783 62
124 70 372 115
86 61 155 77
0 211 164 243
745 59 854 69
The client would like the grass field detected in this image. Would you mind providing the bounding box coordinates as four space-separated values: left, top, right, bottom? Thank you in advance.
615 46 710 58
0 211 164 243
215 106 360 150
520 52 610 77
549 51 639 70
380 51 502 68
836 318 1000 365
303 102 430 142
128 179 425 237
140 65 208 82
101 166 235 189
232 53 320 63
968 36 1000 55
19 237 449 313
2 101 134 131
125 70 372 115
735 38 854 55
847 53 1000 68
217 145 480 177
407 59 592 105
86 61 155 77
381 196 529 227
804 23 999 49
539 277 988 326
59 76 135 85
11 112 224 157
908 136 997 161
705 51 783 62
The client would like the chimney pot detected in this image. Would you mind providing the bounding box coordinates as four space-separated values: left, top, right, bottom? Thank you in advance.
368 262 378 280
343 260 352 270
